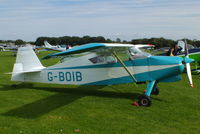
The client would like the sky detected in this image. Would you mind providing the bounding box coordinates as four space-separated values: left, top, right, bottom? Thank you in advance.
0 0 200 41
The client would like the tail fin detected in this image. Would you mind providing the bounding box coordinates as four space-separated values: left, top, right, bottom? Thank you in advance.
11 45 45 81
44 41 53 48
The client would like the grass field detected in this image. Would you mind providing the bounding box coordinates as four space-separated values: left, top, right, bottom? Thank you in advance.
0 51 200 134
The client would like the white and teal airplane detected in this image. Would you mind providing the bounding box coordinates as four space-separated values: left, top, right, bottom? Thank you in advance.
11 43 194 106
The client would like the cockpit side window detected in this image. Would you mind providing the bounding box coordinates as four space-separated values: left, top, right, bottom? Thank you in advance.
89 55 117 64
89 56 104 64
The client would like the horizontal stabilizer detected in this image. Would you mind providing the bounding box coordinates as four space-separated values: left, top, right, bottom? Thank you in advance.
9 68 44 74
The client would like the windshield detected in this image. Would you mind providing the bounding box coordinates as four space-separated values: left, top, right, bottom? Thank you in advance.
128 46 151 59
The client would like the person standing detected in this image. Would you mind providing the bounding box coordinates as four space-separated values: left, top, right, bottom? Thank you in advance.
167 44 182 56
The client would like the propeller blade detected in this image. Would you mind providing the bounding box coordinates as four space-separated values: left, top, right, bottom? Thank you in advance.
184 39 194 88
184 39 189 57
186 62 194 87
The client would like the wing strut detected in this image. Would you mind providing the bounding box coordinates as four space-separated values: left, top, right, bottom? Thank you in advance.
112 51 138 83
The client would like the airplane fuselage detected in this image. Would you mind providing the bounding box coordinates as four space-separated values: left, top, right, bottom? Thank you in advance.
13 56 184 85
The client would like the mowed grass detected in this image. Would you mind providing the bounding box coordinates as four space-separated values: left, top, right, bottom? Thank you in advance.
0 51 200 134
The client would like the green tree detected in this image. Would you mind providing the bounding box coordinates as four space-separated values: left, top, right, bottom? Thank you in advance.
116 38 121 43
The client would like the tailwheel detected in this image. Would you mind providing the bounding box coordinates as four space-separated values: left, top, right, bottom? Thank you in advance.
151 86 159 95
138 95 151 106
11 84 17 88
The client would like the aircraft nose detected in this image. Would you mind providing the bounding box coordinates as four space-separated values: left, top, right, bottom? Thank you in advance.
182 57 194 64
148 56 185 80
176 57 184 73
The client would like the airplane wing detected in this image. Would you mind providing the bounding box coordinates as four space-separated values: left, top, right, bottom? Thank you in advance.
135 44 155 49
42 43 134 59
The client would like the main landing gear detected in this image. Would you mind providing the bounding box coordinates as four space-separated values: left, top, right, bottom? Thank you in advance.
132 80 158 107
138 95 151 106
151 86 159 95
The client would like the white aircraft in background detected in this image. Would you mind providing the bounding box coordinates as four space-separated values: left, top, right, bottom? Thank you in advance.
0 46 5 51
11 43 194 106
44 41 71 52
0 45 19 52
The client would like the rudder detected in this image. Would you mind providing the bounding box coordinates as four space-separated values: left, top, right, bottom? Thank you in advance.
11 45 45 81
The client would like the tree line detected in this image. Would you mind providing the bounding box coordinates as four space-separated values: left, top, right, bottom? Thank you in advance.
1 36 200 48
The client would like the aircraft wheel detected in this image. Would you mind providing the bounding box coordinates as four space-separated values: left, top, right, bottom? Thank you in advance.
11 84 17 88
152 87 159 95
138 95 151 106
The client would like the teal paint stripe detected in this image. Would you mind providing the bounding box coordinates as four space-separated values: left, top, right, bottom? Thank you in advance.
148 56 183 65
81 66 182 85
82 75 133 85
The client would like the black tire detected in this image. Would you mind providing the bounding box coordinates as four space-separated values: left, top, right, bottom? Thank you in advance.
152 86 159 95
138 95 151 106
11 84 17 88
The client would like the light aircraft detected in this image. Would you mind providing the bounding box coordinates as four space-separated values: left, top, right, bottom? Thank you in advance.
0 45 18 52
176 41 200 60
44 41 71 52
11 43 194 106
159 40 200 64
176 41 200 73
154 40 200 73
0 46 5 51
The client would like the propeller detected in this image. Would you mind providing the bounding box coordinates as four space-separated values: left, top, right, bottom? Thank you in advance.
184 39 194 88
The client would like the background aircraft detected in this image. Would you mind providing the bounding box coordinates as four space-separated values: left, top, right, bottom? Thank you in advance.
0 45 18 52
176 41 200 73
0 46 5 51
44 41 71 51
153 40 200 73
176 41 200 59
11 43 193 106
